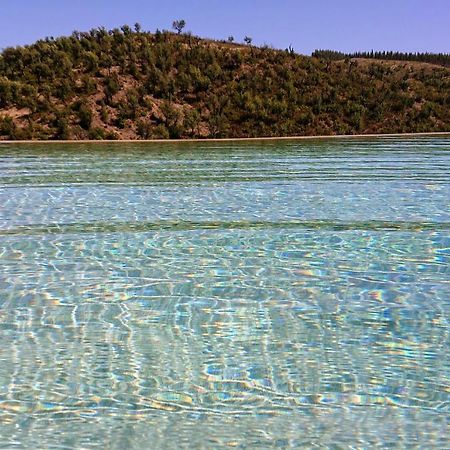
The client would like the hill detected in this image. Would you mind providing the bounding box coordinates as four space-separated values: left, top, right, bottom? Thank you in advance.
1 26 450 140
312 50 450 67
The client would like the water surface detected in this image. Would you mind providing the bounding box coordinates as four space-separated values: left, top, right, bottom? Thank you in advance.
0 138 449 448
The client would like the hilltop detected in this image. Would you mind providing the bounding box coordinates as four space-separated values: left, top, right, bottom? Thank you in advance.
1 26 449 140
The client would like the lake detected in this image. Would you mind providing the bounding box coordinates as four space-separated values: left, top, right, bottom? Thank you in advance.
0 137 449 448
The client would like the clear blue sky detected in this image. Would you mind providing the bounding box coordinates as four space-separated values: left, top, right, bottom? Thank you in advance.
1 0 449 54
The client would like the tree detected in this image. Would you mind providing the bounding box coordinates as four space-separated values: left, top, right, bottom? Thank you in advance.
121 25 132 35
53 113 70 139
134 23 142 33
34 62 52 83
153 124 170 139
103 74 120 104
228 36 234 43
78 103 92 130
83 51 99 72
0 79 13 107
184 109 201 136
160 100 183 138
0 115 16 138
172 20 186 35
137 119 152 139
244 36 252 45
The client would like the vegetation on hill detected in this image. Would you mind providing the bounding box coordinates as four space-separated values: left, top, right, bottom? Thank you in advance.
1 25 449 140
312 50 450 67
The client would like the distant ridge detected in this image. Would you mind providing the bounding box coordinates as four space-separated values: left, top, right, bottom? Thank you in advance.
312 50 450 67
1 26 449 140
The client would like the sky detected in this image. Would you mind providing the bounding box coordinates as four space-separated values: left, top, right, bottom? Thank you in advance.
1 0 449 54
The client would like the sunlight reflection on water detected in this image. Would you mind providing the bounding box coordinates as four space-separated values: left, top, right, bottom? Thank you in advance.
0 137 449 448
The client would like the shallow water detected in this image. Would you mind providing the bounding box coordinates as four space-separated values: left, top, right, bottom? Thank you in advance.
0 137 449 448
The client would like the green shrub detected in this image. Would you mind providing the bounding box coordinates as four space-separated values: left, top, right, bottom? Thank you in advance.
88 127 105 140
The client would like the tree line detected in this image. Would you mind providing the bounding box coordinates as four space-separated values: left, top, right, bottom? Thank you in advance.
312 49 450 67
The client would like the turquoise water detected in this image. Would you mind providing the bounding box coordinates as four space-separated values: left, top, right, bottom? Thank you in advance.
0 137 449 448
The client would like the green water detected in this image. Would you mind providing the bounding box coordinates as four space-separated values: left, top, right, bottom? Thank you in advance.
0 138 449 448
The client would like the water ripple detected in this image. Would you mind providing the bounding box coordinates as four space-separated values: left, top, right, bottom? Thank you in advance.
0 137 449 449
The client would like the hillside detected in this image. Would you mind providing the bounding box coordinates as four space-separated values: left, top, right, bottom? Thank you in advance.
313 49 450 67
1 26 450 140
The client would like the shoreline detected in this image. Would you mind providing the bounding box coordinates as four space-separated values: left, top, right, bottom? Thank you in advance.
0 131 449 144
